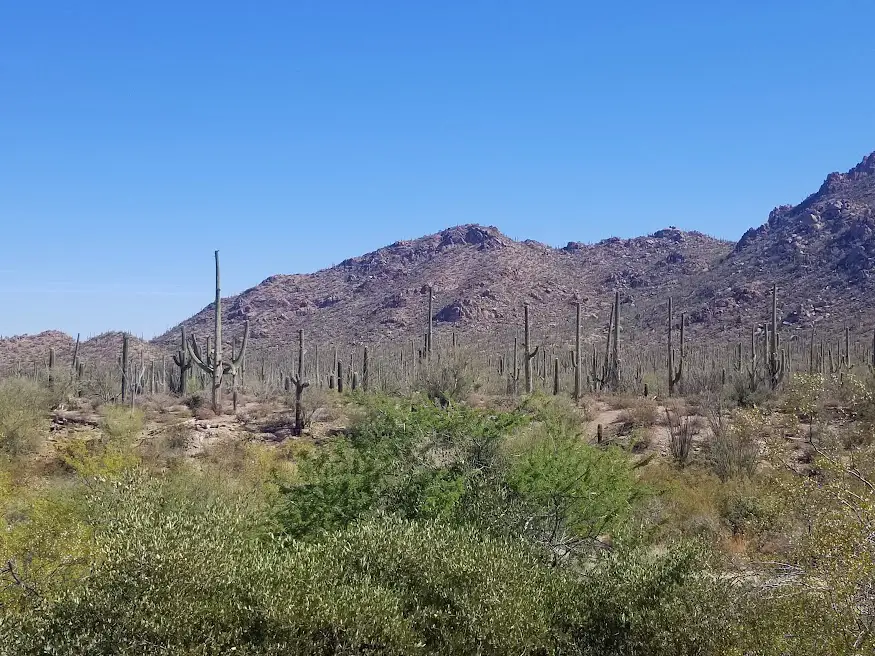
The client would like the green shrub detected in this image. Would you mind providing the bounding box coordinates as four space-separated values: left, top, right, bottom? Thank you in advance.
414 355 473 404
278 398 529 537
717 481 782 539
2 472 566 655
519 392 591 433
0 379 53 458
100 406 144 442
566 540 747 656
502 423 640 560
708 407 764 481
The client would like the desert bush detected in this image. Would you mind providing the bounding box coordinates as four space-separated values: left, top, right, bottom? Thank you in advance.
708 407 764 481
576 395 597 421
729 372 772 407
0 477 92 608
277 399 525 537
841 420 875 449
163 420 190 450
629 427 652 453
0 379 53 459
194 405 216 420
278 395 640 560
59 435 141 480
414 355 473 404
616 397 660 428
784 373 826 422
182 392 205 411
635 462 724 542
2 391 809 655
665 407 697 467
751 445 875 654
99 406 144 443
1 471 567 655
296 385 341 425
717 480 782 539
684 365 726 398
2 461 765 656
501 422 640 561
519 392 591 433
567 539 745 656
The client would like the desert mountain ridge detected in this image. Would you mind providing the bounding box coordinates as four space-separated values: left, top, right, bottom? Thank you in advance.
3 149 875 368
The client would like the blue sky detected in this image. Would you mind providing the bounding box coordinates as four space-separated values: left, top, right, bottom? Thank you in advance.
2 1 874 339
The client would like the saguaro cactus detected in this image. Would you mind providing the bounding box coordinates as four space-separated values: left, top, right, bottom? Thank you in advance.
667 297 684 396
172 326 193 395
290 329 310 436
767 284 784 390
121 333 130 402
362 346 370 393
186 251 249 414
523 304 540 394
573 302 582 401
426 285 434 360
842 327 854 371
609 290 620 389
47 348 55 389
71 334 80 377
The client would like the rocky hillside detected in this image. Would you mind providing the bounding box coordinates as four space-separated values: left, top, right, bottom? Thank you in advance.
680 151 875 338
152 150 875 353
5 149 875 368
0 331 167 374
152 225 731 352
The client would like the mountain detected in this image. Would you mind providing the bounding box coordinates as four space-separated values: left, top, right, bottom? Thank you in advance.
152 150 875 353
0 331 167 374
152 225 731 352
4 149 875 370
683 151 875 335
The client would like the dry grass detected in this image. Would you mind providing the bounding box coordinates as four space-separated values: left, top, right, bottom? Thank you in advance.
297 386 343 425
194 406 216 421
616 397 660 428
576 396 597 421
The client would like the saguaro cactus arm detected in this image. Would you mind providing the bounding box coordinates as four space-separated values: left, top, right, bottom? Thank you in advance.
186 335 216 377
222 320 250 376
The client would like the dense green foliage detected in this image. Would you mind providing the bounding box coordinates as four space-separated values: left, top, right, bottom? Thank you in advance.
3 388 875 654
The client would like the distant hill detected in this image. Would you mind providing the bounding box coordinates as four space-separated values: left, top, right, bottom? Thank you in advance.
152 224 731 352
5 149 875 369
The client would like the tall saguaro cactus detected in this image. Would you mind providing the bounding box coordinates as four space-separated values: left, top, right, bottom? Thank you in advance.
597 292 621 391
667 297 684 396
427 285 434 360
362 346 370 393
611 290 620 388
172 326 193 395
120 333 130 403
767 284 784 390
291 329 310 436
573 302 582 401
523 303 540 394
47 348 55 389
187 251 249 414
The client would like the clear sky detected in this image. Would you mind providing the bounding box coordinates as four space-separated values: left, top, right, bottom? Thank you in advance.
2 1 874 339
